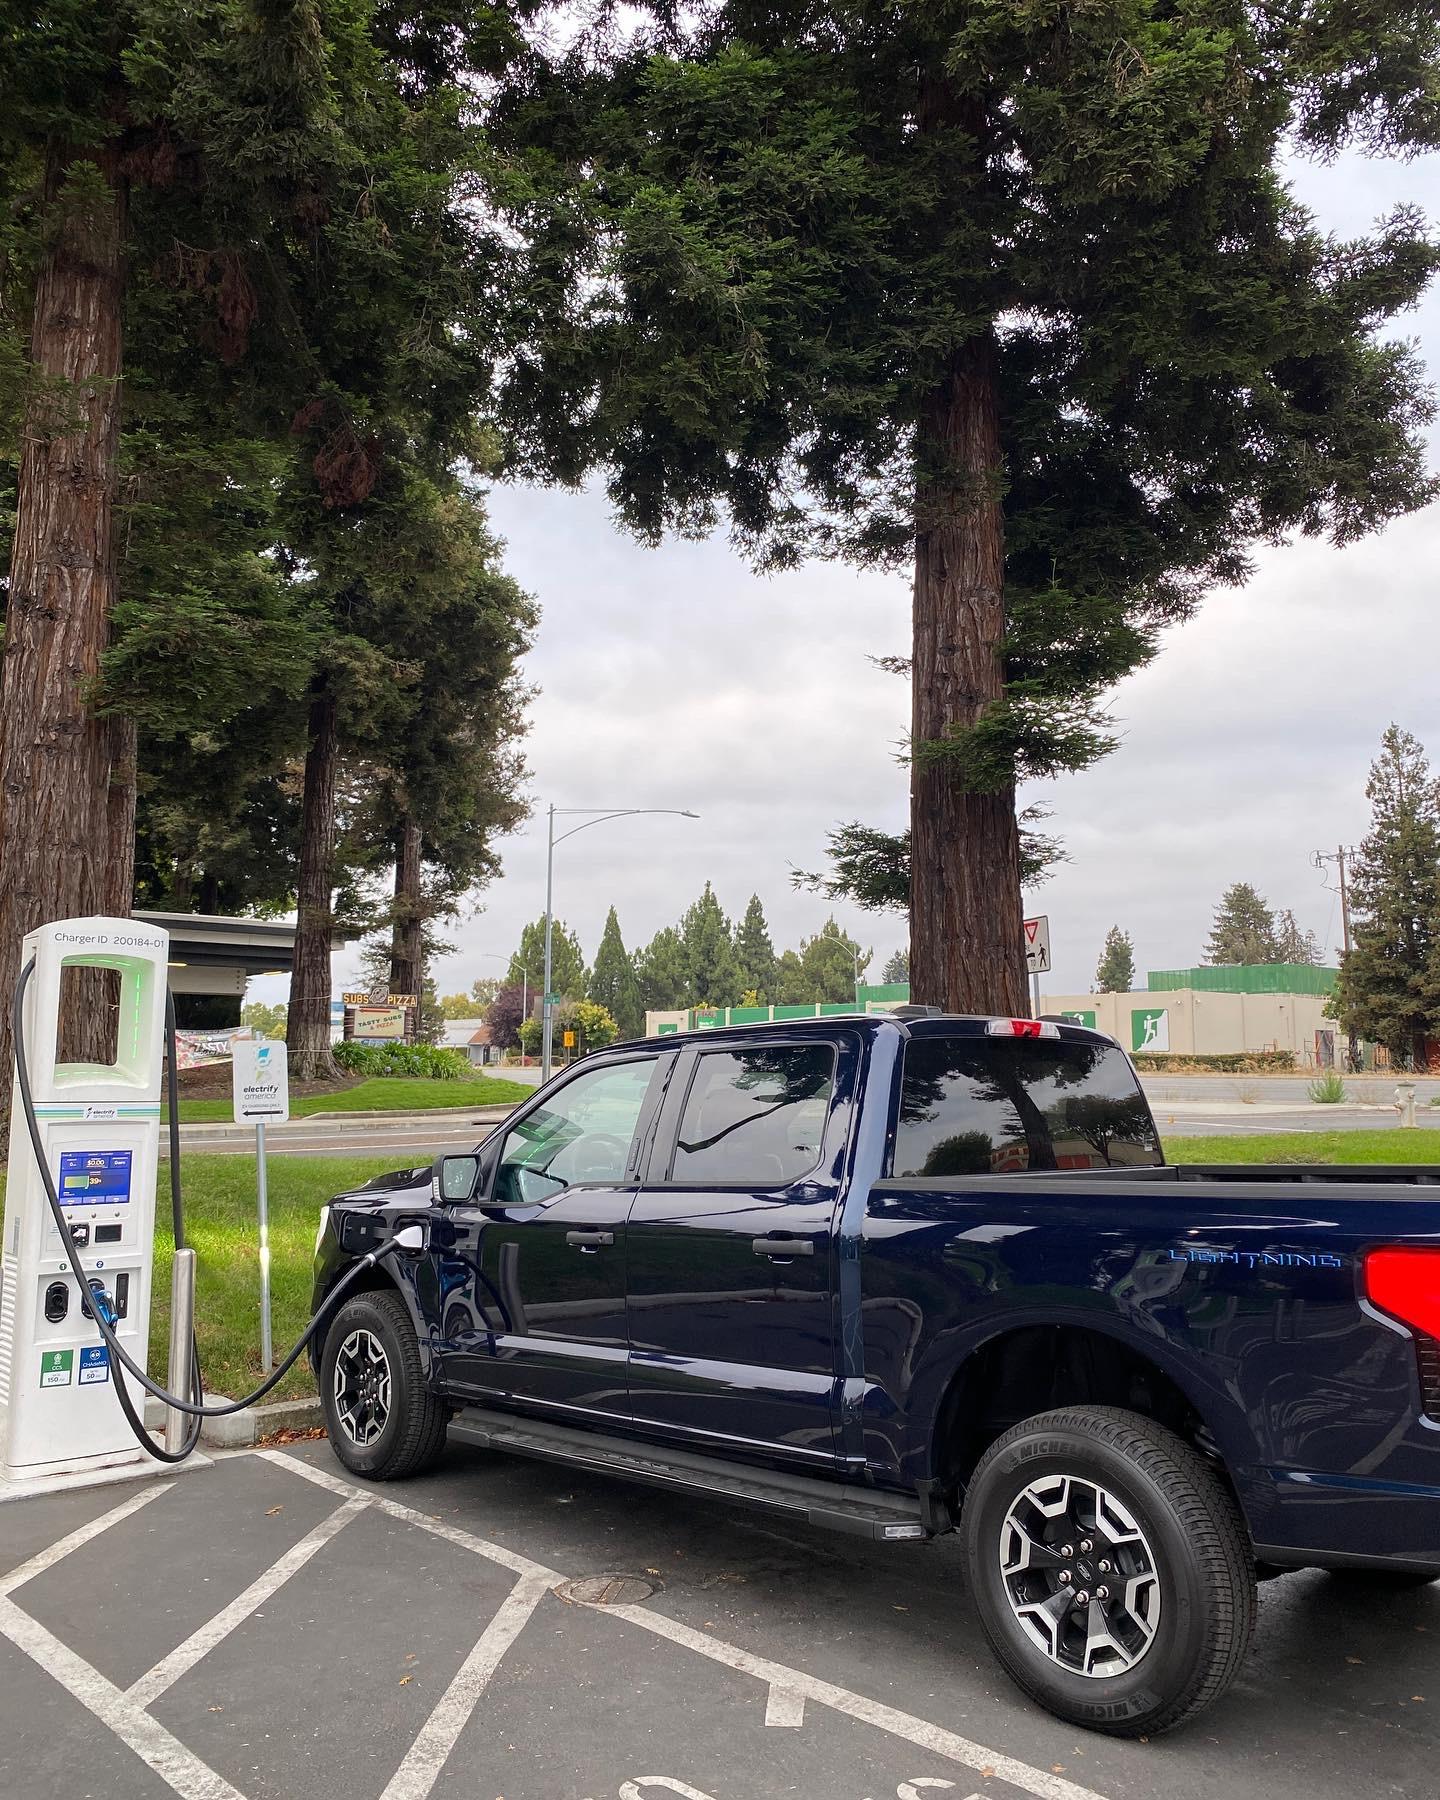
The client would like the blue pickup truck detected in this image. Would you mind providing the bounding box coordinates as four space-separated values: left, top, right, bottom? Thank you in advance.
312 1010 1440 1737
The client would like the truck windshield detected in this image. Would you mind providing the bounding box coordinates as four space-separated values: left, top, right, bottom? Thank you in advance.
894 1036 1162 1175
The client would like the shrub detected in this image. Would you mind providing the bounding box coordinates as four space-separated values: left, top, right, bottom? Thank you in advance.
1131 1050 1296 1074
1307 1071 1350 1104
332 1042 472 1080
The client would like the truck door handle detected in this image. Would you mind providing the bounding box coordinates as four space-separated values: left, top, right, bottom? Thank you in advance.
565 1229 615 1251
752 1236 814 1259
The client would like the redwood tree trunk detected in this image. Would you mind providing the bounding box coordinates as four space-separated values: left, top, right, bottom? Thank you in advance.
909 329 1028 1017
0 141 129 1097
388 815 424 999
288 686 340 1081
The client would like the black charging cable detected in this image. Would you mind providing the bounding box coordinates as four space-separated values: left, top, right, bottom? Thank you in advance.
13 957 421 1458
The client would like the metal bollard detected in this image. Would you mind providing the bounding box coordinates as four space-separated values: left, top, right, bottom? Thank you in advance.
165 1247 197 1454
1395 1081 1418 1129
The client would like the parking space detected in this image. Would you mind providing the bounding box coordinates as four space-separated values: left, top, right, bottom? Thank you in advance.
1 1439 1436 1800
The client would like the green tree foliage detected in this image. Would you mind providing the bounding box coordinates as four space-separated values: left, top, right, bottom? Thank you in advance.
336 473 536 996
470 976 504 1011
589 906 644 1039
1272 909 1321 965
636 926 689 1012
512 916 586 1001
680 883 743 1007
773 949 811 1006
1095 928 1136 994
734 895 778 1001
798 919 870 1004
881 949 909 985
437 994 479 1020
559 997 619 1054
1205 883 1282 965
1335 726 1440 1067
794 812 1066 913
489 3 1439 1015
240 1001 288 1040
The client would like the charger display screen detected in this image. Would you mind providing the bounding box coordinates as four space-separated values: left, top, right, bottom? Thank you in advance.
57 1150 133 1206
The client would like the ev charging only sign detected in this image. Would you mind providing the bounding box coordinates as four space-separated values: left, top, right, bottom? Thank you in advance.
232 1040 290 1123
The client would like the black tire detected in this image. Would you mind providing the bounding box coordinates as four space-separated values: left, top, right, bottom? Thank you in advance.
962 1405 1255 1738
319 1288 449 1481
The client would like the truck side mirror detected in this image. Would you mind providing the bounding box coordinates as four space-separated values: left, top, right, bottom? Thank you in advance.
433 1153 480 1203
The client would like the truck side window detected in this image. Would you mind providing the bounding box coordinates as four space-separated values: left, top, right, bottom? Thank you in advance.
670 1045 835 1186
894 1037 1162 1175
494 1057 659 1202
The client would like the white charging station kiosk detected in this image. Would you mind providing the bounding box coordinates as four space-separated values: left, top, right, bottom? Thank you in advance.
0 917 169 1483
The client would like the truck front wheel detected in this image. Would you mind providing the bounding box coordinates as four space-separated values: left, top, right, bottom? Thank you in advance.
962 1405 1255 1737
319 1289 449 1481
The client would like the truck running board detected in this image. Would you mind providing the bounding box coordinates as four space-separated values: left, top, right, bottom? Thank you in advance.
447 1406 933 1543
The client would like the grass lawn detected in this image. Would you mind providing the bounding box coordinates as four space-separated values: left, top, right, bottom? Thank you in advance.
151 1154 412 1403
1164 1130 1440 1164
177 1073 529 1124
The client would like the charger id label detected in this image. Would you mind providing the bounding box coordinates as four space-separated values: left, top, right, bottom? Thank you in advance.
39 1349 73 1388
78 1346 110 1385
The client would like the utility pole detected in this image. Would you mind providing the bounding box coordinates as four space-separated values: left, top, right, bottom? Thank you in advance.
1313 844 1357 1070
1312 845 1355 955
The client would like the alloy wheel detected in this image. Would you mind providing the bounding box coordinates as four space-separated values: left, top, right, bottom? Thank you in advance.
332 1327 392 1448
998 1471 1162 1678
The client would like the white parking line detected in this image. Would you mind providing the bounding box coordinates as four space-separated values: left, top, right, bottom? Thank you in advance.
0 1481 170 1598
127 1497 369 1708
377 1573 553 1800
595 1602 1110 1800
0 1592 246 1800
257 1447 559 1581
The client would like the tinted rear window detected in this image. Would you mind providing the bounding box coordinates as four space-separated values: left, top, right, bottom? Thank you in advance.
894 1036 1162 1176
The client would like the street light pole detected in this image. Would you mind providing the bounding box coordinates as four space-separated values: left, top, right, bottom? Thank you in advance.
540 804 698 1084
542 803 557 1081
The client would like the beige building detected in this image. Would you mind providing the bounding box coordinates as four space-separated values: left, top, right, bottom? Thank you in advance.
1040 986 1339 1064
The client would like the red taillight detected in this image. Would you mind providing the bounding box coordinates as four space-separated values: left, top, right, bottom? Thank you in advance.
1364 1247 1440 1339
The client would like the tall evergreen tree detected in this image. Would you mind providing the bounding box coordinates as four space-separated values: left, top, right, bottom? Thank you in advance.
340 475 536 1006
773 948 811 1006
1095 927 1136 994
511 916 586 1002
798 918 870 1004
734 894 778 1001
1272 910 1321 966
680 883 742 1007
881 948 910 985
589 907 643 1039
1335 726 1440 1068
490 3 1439 1017
635 926 689 1013
1205 884 1281 966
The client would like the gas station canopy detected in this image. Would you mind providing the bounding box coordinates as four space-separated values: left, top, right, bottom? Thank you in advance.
135 911 360 998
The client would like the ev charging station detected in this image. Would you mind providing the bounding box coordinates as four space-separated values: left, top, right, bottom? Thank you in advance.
0 917 169 1484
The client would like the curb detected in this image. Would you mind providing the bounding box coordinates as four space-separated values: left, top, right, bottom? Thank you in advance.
144 1391 322 1449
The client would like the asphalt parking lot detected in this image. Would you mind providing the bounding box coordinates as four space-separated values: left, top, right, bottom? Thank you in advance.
2 1439 1436 1800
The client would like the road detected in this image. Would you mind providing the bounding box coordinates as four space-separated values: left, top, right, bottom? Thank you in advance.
1 1436 1431 1800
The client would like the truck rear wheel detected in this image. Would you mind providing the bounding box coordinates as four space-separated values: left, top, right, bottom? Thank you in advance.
319 1289 449 1481
962 1405 1255 1737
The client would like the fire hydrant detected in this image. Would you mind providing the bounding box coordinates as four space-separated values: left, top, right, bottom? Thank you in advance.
1395 1081 1418 1128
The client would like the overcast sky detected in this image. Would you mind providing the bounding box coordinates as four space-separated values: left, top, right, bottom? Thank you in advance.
318 143 1440 1010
